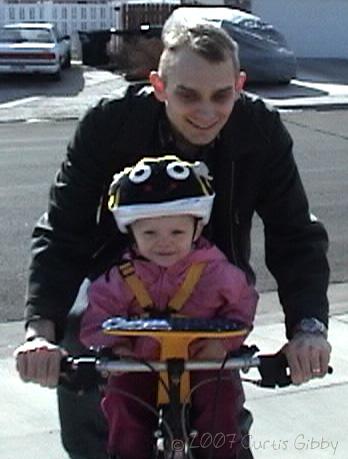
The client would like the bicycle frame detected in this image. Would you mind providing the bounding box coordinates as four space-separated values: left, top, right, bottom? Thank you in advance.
62 317 297 459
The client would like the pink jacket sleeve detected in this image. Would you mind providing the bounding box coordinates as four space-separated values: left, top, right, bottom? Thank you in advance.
210 262 259 352
79 267 133 350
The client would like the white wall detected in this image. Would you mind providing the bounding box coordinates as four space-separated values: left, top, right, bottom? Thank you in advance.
253 0 348 58
0 1 120 35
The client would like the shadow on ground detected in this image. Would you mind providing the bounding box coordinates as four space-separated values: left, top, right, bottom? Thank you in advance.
296 58 348 84
0 64 85 104
246 81 327 100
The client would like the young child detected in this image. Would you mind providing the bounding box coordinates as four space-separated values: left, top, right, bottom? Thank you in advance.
80 155 258 459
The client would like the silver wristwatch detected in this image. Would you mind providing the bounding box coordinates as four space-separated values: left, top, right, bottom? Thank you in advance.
293 318 328 338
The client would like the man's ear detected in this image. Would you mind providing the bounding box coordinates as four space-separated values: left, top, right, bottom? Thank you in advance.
149 71 166 102
193 220 204 242
235 71 247 93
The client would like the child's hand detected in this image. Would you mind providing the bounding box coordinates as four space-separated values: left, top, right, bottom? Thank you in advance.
189 339 227 360
112 341 135 358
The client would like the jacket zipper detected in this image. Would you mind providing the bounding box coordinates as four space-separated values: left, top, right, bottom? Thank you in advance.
229 161 239 266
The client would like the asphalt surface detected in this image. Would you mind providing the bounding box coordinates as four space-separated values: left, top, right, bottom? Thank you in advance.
1 58 348 123
1 59 348 458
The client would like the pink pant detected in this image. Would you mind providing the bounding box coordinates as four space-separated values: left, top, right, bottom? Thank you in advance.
102 371 244 459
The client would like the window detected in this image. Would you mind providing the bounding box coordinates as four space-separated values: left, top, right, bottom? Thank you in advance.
19 7 25 20
29 7 36 21
72 7 77 20
100 7 106 19
61 7 67 20
81 7 87 20
91 7 96 20
9 7 15 21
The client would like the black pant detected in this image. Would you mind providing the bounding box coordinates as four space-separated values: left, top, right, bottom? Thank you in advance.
58 384 109 459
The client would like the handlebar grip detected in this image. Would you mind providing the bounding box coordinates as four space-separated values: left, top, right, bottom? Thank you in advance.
258 352 291 388
258 352 334 388
59 355 105 391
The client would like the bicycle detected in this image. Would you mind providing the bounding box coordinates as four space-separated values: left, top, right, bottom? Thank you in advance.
61 316 331 459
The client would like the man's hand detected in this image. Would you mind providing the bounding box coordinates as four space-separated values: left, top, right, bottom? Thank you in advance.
14 318 64 388
14 337 65 388
282 332 331 385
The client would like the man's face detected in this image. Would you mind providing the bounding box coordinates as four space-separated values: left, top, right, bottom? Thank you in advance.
151 48 245 146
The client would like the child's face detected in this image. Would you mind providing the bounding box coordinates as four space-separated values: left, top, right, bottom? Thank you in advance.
131 215 201 267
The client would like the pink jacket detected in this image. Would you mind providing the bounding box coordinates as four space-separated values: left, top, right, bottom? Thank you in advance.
80 237 258 358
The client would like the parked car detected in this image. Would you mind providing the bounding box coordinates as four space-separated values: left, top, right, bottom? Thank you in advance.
164 7 297 84
0 22 71 80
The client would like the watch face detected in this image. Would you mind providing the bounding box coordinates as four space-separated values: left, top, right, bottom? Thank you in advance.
300 318 326 334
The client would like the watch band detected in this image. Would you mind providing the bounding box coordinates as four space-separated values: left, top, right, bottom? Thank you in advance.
293 318 328 339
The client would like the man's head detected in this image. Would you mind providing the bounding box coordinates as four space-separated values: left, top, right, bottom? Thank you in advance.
149 12 246 146
159 12 241 81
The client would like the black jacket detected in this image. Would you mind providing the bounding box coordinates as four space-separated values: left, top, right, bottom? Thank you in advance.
25 85 330 340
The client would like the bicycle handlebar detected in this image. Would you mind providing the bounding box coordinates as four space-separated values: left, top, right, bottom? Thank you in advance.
60 345 312 390
61 318 332 391
63 353 261 374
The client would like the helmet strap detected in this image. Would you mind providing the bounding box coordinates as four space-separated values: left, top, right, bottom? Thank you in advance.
192 217 202 244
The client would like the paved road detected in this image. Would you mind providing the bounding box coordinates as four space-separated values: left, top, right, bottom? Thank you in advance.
1 59 348 459
0 111 347 322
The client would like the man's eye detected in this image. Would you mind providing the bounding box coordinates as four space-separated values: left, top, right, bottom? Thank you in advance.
213 91 234 103
177 92 197 102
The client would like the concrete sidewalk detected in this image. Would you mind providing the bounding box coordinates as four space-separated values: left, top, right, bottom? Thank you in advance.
1 283 347 459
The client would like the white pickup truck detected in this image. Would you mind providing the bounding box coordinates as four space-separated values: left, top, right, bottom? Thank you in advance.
0 22 71 80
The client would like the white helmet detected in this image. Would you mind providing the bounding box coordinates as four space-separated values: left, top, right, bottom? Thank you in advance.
108 155 215 233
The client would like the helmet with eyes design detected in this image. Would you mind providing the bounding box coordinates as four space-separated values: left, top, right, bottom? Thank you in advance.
108 155 215 233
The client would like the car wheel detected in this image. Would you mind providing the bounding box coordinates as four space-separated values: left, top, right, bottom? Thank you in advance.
63 52 71 69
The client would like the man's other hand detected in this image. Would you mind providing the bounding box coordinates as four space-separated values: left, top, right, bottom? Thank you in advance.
282 332 331 385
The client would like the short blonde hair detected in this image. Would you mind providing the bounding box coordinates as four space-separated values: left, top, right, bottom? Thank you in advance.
159 14 240 80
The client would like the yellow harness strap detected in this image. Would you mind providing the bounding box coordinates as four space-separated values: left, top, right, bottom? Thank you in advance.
118 261 153 309
118 261 206 311
117 260 207 405
168 262 207 311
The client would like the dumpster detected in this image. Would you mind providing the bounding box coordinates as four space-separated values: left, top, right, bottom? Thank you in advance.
78 30 111 66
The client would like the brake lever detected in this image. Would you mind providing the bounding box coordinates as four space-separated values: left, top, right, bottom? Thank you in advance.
257 352 333 388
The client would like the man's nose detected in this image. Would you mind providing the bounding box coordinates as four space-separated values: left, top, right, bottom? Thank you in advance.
194 103 217 122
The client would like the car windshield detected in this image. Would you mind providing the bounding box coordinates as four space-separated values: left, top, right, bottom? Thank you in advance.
235 18 287 46
0 28 53 43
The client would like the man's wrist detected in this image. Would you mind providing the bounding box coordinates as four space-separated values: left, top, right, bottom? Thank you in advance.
25 335 49 343
292 318 328 339
25 318 56 343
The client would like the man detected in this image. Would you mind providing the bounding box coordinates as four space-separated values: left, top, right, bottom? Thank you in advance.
15 10 331 459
